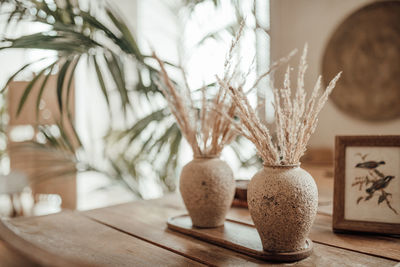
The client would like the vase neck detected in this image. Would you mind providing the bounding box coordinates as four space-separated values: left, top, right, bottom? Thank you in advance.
263 164 300 170
194 155 219 160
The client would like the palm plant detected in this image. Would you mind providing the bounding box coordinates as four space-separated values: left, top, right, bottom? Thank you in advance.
0 0 265 196
0 0 183 194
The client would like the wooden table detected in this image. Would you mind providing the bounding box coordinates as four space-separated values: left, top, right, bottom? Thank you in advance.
0 165 399 266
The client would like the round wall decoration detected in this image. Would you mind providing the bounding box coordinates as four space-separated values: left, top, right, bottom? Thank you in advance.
322 1 400 121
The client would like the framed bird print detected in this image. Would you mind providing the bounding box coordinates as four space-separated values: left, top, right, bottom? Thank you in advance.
333 135 400 235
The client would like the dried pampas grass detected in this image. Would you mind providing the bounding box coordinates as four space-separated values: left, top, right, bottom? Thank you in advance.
218 45 342 166
152 23 252 158
153 56 238 158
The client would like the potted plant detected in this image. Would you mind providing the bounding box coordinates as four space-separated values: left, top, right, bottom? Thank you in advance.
218 45 341 252
152 45 241 227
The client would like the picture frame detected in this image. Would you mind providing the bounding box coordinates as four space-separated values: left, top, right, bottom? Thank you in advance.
333 135 400 235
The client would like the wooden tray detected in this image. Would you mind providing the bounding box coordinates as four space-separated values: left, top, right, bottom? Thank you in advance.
167 214 313 262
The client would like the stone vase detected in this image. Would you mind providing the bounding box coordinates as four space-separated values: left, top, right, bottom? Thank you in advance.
180 157 235 228
247 165 318 252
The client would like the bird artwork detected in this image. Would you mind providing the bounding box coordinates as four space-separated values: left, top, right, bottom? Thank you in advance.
352 153 398 215
355 160 385 169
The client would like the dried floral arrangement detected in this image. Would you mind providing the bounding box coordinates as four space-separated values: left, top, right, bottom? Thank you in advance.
218 45 342 166
153 52 237 158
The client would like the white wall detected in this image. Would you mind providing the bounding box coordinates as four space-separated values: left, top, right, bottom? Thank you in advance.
270 0 400 149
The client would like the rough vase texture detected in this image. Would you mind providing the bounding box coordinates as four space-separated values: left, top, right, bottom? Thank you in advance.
180 157 235 228
248 165 318 252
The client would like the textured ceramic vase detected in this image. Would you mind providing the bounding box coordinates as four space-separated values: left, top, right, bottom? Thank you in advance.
180 157 235 228
248 165 318 252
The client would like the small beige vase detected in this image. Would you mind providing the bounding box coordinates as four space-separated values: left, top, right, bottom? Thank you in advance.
248 165 318 252
180 157 235 228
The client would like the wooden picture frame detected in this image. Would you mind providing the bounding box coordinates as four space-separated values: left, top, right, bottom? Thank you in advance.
333 135 400 235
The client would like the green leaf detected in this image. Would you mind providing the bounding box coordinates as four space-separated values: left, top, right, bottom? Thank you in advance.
126 109 166 145
65 55 81 118
105 7 143 62
57 59 73 112
35 63 57 119
57 121 75 154
63 0 76 25
167 125 181 167
68 119 83 149
1 31 100 53
92 55 110 109
151 122 178 154
17 61 58 116
79 11 122 47
38 126 61 150
159 125 181 187
103 52 129 111
132 135 153 162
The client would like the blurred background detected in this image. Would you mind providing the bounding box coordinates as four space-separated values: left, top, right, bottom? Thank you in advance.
0 0 399 217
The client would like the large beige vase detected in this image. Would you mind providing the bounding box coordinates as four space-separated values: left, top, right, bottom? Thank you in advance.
180 157 235 228
248 165 318 252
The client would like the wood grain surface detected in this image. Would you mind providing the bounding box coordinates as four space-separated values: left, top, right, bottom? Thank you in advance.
0 164 399 266
0 240 36 267
86 199 266 266
84 196 398 266
312 213 400 261
323 1 400 121
227 198 400 262
0 211 203 267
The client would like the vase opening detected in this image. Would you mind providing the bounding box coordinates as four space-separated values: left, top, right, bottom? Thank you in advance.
263 163 301 169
